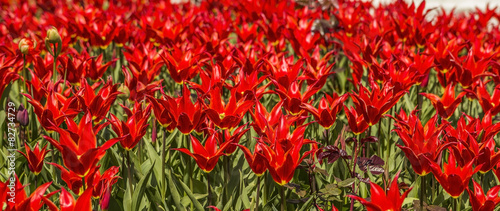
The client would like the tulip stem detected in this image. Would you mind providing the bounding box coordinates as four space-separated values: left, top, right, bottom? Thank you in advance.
52 43 58 85
207 172 212 206
126 150 134 198
161 130 169 196
420 175 425 211
255 176 261 211
280 185 285 211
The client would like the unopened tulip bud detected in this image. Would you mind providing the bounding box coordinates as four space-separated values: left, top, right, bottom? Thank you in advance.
17 104 29 127
46 27 61 44
18 38 35 55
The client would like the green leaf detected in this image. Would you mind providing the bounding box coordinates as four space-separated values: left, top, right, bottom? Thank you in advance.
132 161 155 211
338 178 355 187
166 168 185 211
172 173 205 211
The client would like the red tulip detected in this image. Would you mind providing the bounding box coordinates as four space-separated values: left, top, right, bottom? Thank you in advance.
274 80 321 115
173 134 231 173
160 46 200 84
392 110 449 176
349 172 411 211
421 83 465 120
75 78 120 123
25 90 80 132
302 93 346 129
237 141 272 176
109 102 152 150
205 87 254 130
147 93 177 131
351 81 406 126
15 182 58 211
0 175 27 210
44 113 119 177
467 180 500 211
427 152 481 198
45 188 93 211
262 138 313 185
18 143 49 175
344 106 369 135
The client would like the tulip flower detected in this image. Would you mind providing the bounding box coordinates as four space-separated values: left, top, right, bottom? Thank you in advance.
18 38 36 55
262 138 314 185
0 175 27 210
160 47 200 84
44 113 119 177
392 110 449 176
18 143 49 175
237 142 271 176
470 81 500 116
147 93 177 131
88 166 120 206
214 125 249 155
349 172 411 211
467 180 500 211
25 90 80 132
274 80 321 115
15 182 59 211
44 188 93 211
173 134 231 173
302 93 346 129
426 152 481 198
344 106 369 135
16 104 29 127
76 78 121 123
109 102 152 150
172 85 205 134
351 81 406 126
421 83 465 120
50 163 95 195
205 87 254 130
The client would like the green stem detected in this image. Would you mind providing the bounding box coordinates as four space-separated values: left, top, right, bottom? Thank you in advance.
256 176 261 211
420 175 425 211
126 150 133 198
281 185 285 211
161 130 168 196
52 43 58 84
207 172 212 206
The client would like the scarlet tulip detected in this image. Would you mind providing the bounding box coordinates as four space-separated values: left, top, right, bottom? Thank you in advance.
18 143 49 175
427 152 481 198
302 93 346 129
205 87 254 130
392 110 449 176
173 134 231 173
421 83 465 120
351 81 406 126
109 102 152 150
349 172 411 211
467 180 500 211
344 106 369 135
237 141 271 176
44 113 119 177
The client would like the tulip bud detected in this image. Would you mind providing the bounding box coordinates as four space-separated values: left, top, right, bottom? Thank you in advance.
100 188 111 211
17 104 29 127
117 84 130 99
46 27 61 44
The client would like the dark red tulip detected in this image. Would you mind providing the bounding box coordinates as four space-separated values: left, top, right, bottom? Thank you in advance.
421 83 465 120
109 102 152 150
173 134 231 173
427 152 481 198
205 87 254 130
349 172 411 211
302 93 346 129
18 143 49 175
467 180 500 211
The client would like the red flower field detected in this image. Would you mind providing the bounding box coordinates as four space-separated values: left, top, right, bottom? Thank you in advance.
1 0 500 210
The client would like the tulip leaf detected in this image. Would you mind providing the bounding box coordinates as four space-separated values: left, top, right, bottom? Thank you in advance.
145 141 164 196
132 160 155 211
298 196 314 211
239 171 251 209
171 170 204 211
166 167 185 211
